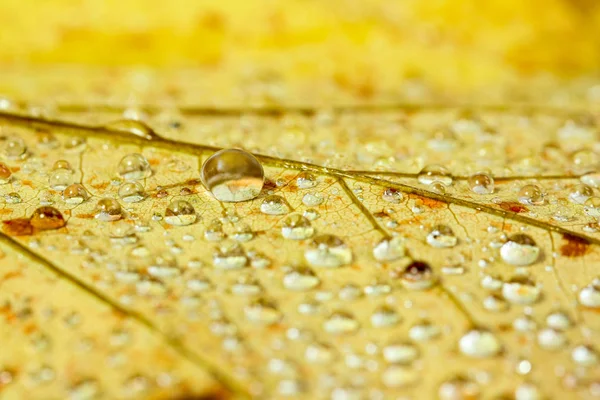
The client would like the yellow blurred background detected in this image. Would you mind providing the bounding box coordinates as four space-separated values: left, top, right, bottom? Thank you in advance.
0 0 599 104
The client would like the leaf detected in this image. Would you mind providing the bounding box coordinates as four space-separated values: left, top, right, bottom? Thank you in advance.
1 97 600 400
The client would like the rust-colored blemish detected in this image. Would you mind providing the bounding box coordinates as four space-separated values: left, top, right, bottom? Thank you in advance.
0 209 12 215
91 181 110 190
416 196 446 209
498 201 528 213
9 166 20 173
74 213 95 219
185 179 201 186
170 386 232 400
0 271 22 282
373 211 388 218
20 180 33 188
2 218 33 236
148 158 160 166
263 179 277 191
560 233 590 258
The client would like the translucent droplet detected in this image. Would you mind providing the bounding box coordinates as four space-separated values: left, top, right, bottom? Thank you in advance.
118 153 151 180
283 266 320 291
537 328 567 350
305 234 352 268
118 181 145 203
426 225 458 248
502 277 541 305
47 168 73 190
500 234 539 266
30 206 65 231
569 183 594 204
439 376 480 400
397 261 436 290
302 192 324 207
382 188 403 203
518 185 543 205
260 195 289 215
95 198 122 221
584 197 600 217
482 294 509 312
418 164 453 186
201 148 264 202
213 240 248 270
105 119 156 140
0 162 11 184
430 182 446 194
459 329 501 358
579 279 600 308
468 172 494 194
371 306 400 327
323 311 359 334
204 219 225 241
373 236 406 261
164 200 196 226
382 365 418 388
546 311 572 330
244 298 281 324
303 208 320 220
409 321 440 342
383 342 419 364
69 379 100 400
305 342 335 364
3 136 27 159
281 214 314 240
572 345 599 366
581 171 600 188
62 183 89 204
296 172 317 189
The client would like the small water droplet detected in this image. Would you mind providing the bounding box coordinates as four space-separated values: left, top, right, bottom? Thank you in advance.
426 225 458 248
371 306 400 327
459 329 501 358
383 342 419 364
281 214 314 240
396 261 436 290
0 162 11 184
245 298 281 324
63 184 89 204
500 234 539 266
283 266 320 291
382 188 403 203
201 148 264 202
572 345 599 366
323 311 359 334
213 240 248 270
569 183 594 204
302 192 324 207
438 376 480 400
584 197 600 217
468 172 494 194
579 279 600 308
537 328 567 350
118 181 145 203
502 277 541 305
105 119 156 140
3 136 27 159
95 198 122 221
418 164 453 186
118 153 152 180
296 172 317 189
305 234 352 268
164 200 196 226
518 184 544 205
303 208 320 220
373 236 406 261
260 195 289 215
204 219 226 241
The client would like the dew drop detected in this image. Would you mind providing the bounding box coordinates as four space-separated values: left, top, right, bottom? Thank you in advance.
426 225 458 248
382 188 403 203
572 345 599 366
260 195 289 215
397 261 436 290
323 311 359 334
382 365 418 388
383 342 419 364
584 197 600 217
581 171 600 188
537 328 567 350
0 162 11 184
204 219 225 241
118 153 151 180
458 329 501 358
30 206 65 231
48 168 74 190
418 164 453 186
578 279 600 308
302 192 324 207
3 136 27 159
118 181 145 203
468 172 494 194
95 198 122 221
281 214 314 240
283 266 320 291
164 200 196 226
296 172 317 189
373 235 406 262
438 376 480 400
371 306 400 327
105 119 156 140
502 277 541 305
409 321 440 342
303 208 320 221
201 148 264 202
305 234 352 268
482 294 509 312
69 379 100 400
546 311 572 330
244 298 281 325
569 183 594 204
500 234 539 266
518 184 544 205
213 240 248 270
305 342 335 364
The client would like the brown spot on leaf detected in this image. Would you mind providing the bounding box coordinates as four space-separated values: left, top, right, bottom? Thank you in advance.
560 234 590 258
263 179 277 191
415 196 446 209
90 180 110 190
498 201 528 213
2 218 33 236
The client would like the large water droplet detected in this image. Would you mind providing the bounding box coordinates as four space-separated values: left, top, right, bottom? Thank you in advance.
500 234 539 266
118 153 152 180
201 148 264 202
569 183 594 204
305 234 352 268
30 206 65 231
